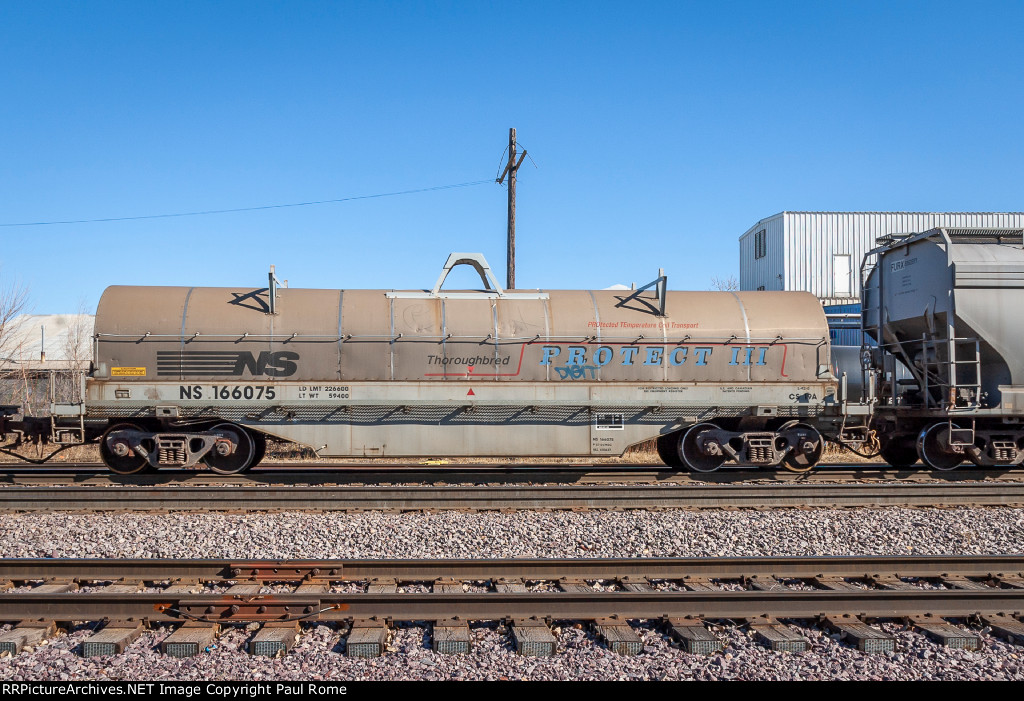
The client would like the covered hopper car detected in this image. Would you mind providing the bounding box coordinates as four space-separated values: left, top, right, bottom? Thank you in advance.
861 227 1024 469
2 253 855 474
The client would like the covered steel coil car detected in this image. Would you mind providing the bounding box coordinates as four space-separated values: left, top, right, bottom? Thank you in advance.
68 254 844 474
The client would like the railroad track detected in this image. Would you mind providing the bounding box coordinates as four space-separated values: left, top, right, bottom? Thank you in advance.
2 461 1024 486
2 556 1024 657
0 481 1023 512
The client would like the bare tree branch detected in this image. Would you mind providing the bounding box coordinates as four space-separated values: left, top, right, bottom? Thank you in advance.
710 275 739 292
0 273 30 415
55 303 93 403
0 277 29 365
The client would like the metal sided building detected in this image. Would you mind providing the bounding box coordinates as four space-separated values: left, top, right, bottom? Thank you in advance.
739 212 1024 345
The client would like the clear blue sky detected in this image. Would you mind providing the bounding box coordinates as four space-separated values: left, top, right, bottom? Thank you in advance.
2 1 1023 313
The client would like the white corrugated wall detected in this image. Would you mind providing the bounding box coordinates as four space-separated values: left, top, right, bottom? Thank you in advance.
738 212 785 291
739 212 1024 297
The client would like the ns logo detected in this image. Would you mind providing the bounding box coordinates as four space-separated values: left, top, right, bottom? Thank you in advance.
158 350 300 377
234 351 299 377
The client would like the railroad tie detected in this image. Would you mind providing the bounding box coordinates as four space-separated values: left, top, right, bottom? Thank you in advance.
225 581 262 596
494 578 527 593
868 574 916 591
938 575 991 591
746 576 787 592
249 621 300 657
33 579 77 594
367 578 397 594
558 578 593 594
812 576 862 592
102 580 144 594
163 579 201 594
747 617 809 652
295 582 329 594
0 620 56 656
510 617 557 657
432 619 472 654
995 574 1024 589
432 578 464 594
682 577 718 592
822 615 894 654
910 615 980 650
666 617 723 655
161 622 218 658
618 576 654 593
345 619 389 658
593 617 643 655
981 614 1024 644
81 620 144 657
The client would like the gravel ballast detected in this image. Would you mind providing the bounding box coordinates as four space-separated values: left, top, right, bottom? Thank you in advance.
0 505 1022 680
1 507 1019 559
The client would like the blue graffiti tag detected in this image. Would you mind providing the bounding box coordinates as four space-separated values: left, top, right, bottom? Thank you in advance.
554 365 599 380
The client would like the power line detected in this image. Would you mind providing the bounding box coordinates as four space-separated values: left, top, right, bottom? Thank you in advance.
0 179 494 228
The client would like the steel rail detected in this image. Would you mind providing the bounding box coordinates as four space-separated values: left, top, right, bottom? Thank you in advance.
1 590 1023 622
2 462 1023 485
0 482 1023 512
2 556 1024 621
2 555 1024 581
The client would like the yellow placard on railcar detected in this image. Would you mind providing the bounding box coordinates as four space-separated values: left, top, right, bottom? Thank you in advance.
111 367 147 377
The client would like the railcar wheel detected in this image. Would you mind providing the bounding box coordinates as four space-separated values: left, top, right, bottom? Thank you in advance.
917 422 964 471
656 432 684 468
99 423 152 475
250 431 267 468
780 422 824 473
878 436 919 468
203 423 256 475
680 422 727 473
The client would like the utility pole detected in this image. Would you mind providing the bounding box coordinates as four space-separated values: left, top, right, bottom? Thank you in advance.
496 127 526 289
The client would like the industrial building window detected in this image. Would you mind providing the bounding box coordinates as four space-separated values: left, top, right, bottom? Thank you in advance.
754 230 766 259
